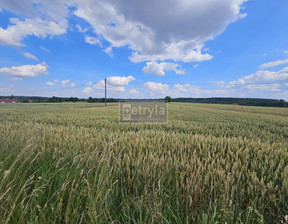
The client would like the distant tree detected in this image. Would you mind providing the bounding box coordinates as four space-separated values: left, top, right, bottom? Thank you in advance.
69 97 78 102
88 97 93 103
164 96 172 103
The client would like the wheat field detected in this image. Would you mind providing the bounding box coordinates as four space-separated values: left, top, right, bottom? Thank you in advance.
0 102 288 223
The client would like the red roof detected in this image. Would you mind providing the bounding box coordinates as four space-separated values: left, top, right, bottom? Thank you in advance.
0 99 20 103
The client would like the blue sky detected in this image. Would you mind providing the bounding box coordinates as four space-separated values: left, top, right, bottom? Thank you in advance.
0 0 288 99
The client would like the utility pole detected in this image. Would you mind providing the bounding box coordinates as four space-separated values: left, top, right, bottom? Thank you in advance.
105 78 107 107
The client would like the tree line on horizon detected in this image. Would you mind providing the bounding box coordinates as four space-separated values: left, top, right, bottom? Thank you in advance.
0 95 287 107
172 97 288 107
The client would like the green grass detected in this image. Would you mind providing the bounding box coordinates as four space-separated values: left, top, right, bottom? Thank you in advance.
0 102 288 223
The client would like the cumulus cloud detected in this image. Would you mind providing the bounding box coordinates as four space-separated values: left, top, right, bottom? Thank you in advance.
74 0 246 63
144 82 169 93
61 79 70 87
104 46 113 57
129 88 140 95
0 0 69 21
208 66 288 93
46 82 55 86
93 81 124 92
23 52 38 60
94 76 134 92
244 84 280 92
85 35 102 46
110 86 125 92
0 17 67 47
260 58 288 68
86 81 92 86
0 0 247 68
76 24 88 33
46 80 58 86
93 80 105 90
83 87 93 94
228 67 288 86
173 84 209 95
142 61 185 76
107 76 135 86
70 82 76 87
0 62 48 78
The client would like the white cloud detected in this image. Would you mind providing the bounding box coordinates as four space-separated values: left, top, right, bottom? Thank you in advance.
228 67 288 86
40 46 51 53
23 52 38 61
0 17 67 47
84 35 102 46
0 0 68 21
173 84 209 95
211 66 288 94
144 82 169 93
210 81 225 86
93 80 105 90
286 83 288 87
93 76 134 92
260 58 288 68
83 87 93 94
11 77 22 81
86 81 92 86
1 0 247 66
76 24 88 33
46 81 56 86
61 79 70 87
129 88 140 95
129 44 213 63
74 0 247 63
174 84 193 92
0 87 10 93
142 61 185 76
70 82 76 87
0 62 48 78
110 86 125 92
193 64 199 68
107 76 135 86
245 84 280 92
94 82 124 92
284 50 288 55
104 46 113 57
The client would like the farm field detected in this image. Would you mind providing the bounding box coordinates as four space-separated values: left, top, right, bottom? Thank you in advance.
0 102 288 223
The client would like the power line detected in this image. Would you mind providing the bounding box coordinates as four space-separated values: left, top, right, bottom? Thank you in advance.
105 78 107 107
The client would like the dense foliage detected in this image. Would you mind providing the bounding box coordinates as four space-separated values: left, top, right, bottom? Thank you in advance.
1 96 287 107
0 103 288 223
172 97 288 107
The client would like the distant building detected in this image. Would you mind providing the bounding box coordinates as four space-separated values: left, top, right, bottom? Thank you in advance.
28 100 33 103
0 99 20 103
